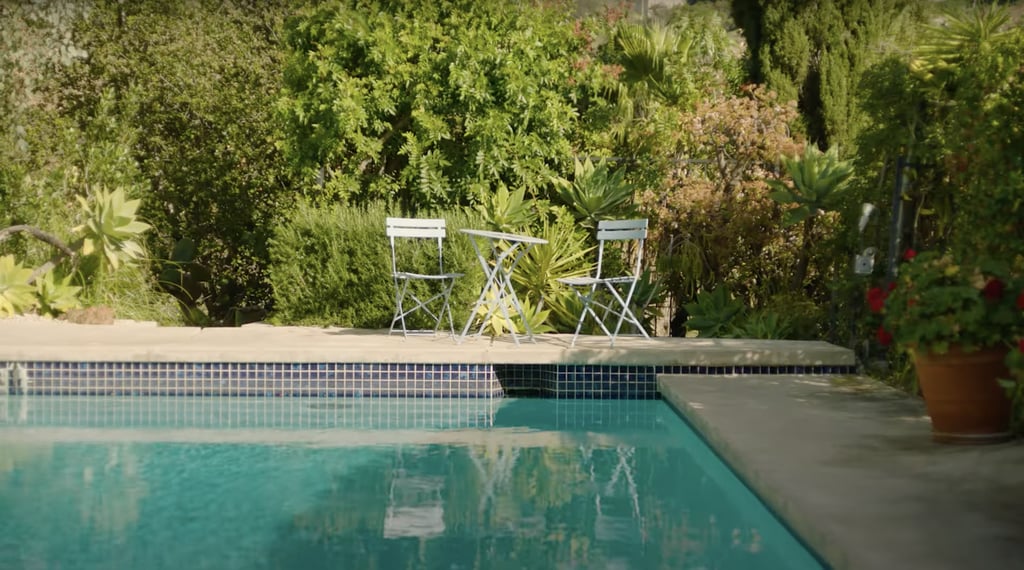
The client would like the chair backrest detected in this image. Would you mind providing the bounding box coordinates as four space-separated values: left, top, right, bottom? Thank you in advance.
385 217 448 275
594 218 648 280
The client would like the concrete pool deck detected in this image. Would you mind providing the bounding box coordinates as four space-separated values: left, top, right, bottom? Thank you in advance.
1 317 1022 569
659 374 1024 570
0 316 854 367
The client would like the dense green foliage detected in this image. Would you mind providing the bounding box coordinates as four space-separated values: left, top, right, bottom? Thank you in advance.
732 0 924 150
2 0 1018 367
638 85 805 309
853 4 1024 263
267 201 482 329
914 6 1024 260
277 0 608 210
57 0 302 320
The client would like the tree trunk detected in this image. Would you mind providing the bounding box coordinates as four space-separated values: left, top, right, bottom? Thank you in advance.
791 215 815 290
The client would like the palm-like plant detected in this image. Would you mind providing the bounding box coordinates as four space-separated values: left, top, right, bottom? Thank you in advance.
911 5 1010 88
615 21 692 109
767 145 854 289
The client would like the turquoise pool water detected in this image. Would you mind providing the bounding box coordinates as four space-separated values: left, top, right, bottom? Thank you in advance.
0 396 822 569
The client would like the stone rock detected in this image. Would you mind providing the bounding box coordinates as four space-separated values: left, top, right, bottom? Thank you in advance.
61 306 116 325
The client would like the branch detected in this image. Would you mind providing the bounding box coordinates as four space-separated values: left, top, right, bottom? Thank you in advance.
0 225 81 285
0 225 76 258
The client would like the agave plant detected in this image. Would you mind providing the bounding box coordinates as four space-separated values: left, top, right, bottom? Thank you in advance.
470 284 517 338
630 269 667 332
766 145 854 288
767 145 854 227
726 309 795 340
552 157 637 231
511 211 594 314
34 271 83 317
0 255 37 317
473 185 536 234
684 285 745 338
73 186 151 271
543 287 587 332
512 295 554 336
469 280 556 340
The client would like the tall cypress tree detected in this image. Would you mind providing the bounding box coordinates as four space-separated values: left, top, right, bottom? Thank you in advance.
732 0 924 151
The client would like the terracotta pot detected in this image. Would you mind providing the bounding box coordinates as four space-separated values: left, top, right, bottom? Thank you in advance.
912 344 1013 444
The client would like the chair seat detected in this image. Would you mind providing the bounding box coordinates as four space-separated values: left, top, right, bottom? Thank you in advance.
558 276 636 286
394 271 463 281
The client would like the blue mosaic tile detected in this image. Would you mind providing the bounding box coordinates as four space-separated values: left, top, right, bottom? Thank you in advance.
1 360 856 399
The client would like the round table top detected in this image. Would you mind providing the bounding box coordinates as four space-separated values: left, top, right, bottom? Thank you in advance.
459 228 548 245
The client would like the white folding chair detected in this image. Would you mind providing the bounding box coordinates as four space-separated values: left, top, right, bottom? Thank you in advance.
558 219 651 347
386 217 463 338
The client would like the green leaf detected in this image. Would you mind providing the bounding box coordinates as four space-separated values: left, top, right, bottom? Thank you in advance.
0 255 37 317
782 208 811 227
768 190 796 204
552 157 637 230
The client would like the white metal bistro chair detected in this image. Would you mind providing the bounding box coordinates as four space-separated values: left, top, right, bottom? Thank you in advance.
557 218 651 347
386 217 463 339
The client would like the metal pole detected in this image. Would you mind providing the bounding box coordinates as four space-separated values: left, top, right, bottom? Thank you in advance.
885 156 905 282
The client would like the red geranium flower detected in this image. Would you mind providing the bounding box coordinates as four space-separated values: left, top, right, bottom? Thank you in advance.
1019 338 1024 353
866 287 887 313
902 248 917 261
982 278 1005 301
877 325 893 346
1017 291 1024 311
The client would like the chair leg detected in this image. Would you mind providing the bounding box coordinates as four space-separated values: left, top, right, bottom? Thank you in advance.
390 279 411 337
569 282 650 347
428 279 456 336
441 278 458 339
570 284 602 347
569 298 587 348
606 282 649 344
392 277 462 340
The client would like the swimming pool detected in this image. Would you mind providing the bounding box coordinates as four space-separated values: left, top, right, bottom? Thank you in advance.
0 396 823 569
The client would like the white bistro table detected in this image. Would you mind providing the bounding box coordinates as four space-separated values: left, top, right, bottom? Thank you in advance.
459 228 548 345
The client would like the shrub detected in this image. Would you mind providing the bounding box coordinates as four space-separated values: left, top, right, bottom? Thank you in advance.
639 85 806 311
268 200 482 329
268 201 389 327
727 309 795 340
684 286 745 338
761 291 826 340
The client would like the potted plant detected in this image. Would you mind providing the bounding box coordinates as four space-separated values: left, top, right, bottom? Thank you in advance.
868 249 1023 444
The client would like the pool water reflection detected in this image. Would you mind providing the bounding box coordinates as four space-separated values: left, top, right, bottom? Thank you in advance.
0 396 822 569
